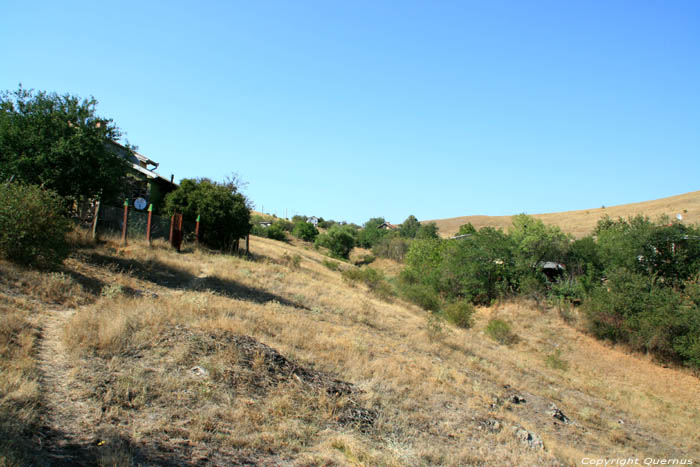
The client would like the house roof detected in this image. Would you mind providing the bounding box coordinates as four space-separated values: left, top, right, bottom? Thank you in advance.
107 140 175 186
378 222 398 230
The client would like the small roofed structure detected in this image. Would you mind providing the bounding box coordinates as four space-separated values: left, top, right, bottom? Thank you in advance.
538 261 566 281
378 222 398 230
308 216 320 227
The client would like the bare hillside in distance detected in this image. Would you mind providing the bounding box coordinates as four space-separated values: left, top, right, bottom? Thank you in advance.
429 190 700 238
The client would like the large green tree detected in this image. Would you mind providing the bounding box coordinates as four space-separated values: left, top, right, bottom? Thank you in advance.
164 178 251 250
0 86 129 203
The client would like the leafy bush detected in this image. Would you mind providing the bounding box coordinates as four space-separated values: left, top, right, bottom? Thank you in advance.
356 217 388 248
0 183 70 267
266 223 287 241
292 221 319 242
485 319 518 345
582 269 700 366
164 178 250 250
372 235 410 262
441 301 475 329
398 281 441 312
341 267 394 300
315 225 355 259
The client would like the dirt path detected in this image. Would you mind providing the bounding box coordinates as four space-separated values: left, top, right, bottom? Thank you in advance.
36 308 102 466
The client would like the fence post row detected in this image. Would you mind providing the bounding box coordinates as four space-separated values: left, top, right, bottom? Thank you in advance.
121 199 129 246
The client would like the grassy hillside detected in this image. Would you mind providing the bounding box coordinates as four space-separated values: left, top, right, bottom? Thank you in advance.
1 233 698 465
430 190 700 238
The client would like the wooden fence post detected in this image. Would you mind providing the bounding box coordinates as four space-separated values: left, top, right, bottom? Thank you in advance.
121 199 129 246
146 204 153 246
169 213 175 245
92 200 101 241
195 214 200 246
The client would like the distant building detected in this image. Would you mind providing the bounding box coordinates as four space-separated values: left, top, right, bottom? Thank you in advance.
377 222 398 230
308 216 320 227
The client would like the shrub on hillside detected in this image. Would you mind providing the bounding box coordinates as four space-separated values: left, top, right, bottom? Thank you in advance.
485 319 518 345
315 225 355 259
441 301 475 329
266 223 287 241
292 221 319 242
582 269 700 367
0 183 70 267
341 267 394 300
164 178 250 250
372 235 410 262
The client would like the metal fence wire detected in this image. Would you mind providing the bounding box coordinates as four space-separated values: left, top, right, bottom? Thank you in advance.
97 205 195 241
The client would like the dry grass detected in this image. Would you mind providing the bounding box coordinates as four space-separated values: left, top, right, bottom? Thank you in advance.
430 189 700 238
1 232 698 464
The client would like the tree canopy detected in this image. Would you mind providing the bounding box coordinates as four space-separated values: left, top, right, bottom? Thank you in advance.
0 86 130 203
164 178 251 250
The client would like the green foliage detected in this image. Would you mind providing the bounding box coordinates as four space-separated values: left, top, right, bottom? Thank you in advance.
292 221 319 242
315 225 356 259
582 269 700 367
416 222 439 239
0 183 70 267
595 215 700 286
457 223 477 235
485 319 518 345
163 178 251 250
398 271 441 312
399 215 421 238
356 217 387 248
509 214 570 276
441 301 475 329
0 86 130 204
372 234 410 262
265 223 287 241
341 267 394 300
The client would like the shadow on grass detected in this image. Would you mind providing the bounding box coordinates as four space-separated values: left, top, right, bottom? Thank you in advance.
2 424 259 466
81 252 309 310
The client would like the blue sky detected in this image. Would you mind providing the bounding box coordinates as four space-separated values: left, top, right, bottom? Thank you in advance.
2 1 699 225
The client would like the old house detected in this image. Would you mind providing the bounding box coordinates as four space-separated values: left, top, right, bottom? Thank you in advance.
108 140 177 211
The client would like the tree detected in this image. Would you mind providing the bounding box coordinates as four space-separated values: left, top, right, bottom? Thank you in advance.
0 86 130 204
315 225 355 258
457 223 477 236
292 221 319 242
399 215 421 238
417 222 439 239
357 217 387 248
164 178 251 250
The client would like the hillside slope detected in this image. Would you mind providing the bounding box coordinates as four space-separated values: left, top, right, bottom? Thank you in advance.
430 190 700 238
1 235 698 465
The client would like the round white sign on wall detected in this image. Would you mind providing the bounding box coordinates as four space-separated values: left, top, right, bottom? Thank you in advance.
134 197 147 210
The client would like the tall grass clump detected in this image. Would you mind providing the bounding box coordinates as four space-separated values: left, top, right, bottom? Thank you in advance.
0 183 70 268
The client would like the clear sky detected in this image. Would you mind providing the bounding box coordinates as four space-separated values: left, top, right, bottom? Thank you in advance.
2 1 699 225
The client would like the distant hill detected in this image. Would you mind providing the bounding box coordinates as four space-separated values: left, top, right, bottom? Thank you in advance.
429 190 700 238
